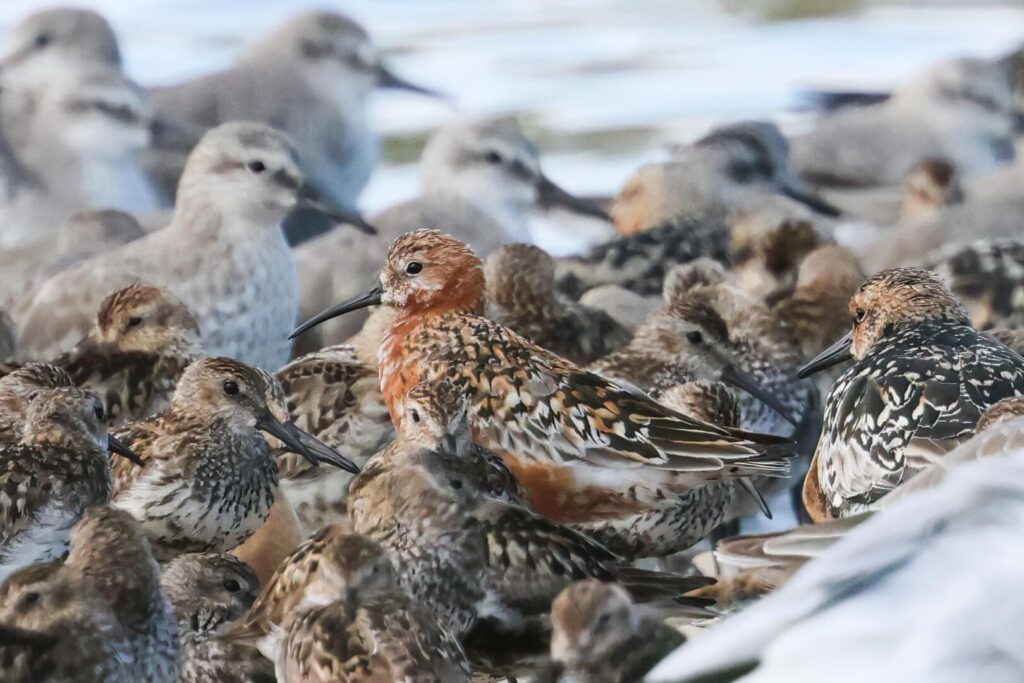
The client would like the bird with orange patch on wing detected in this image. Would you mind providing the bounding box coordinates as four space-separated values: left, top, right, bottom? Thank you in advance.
797 267 1024 521
291 230 793 531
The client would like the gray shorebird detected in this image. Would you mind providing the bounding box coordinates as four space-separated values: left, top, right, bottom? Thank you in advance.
485 243 631 365
611 120 838 236
110 357 358 561
291 230 793 538
0 209 145 312
16 121 372 369
348 384 715 638
0 506 179 683
0 386 138 579
294 116 607 345
0 363 73 443
792 57 1016 190
147 10 442 206
0 66 158 248
230 528 471 682
798 267 1024 521
53 283 202 426
543 580 686 683
160 553 274 683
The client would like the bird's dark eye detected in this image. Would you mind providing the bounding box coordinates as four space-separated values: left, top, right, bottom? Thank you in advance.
854 308 867 323
16 592 40 612
223 380 239 396
223 578 241 593
484 151 502 165
94 403 105 421
34 33 50 49
450 478 463 490
410 409 421 423
686 330 704 344
595 612 612 630
247 160 266 174
405 262 423 275
126 316 143 328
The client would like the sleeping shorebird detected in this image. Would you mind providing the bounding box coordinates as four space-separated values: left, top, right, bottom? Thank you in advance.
347 384 716 638
0 363 73 443
109 357 358 561
543 580 686 683
160 553 273 683
228 528 471 682
0 386 139 580
15 122 373 369
0 506 179 683
798 267 1024 521
485 243 631 365
291 230 793 532
923 238 1024 331
147 10 442 207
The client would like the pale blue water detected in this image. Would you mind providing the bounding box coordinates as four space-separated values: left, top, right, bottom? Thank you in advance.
2 0 1021 229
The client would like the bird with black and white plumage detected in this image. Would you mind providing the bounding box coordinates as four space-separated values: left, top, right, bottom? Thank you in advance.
923 238 1024 331
798 266 1024 521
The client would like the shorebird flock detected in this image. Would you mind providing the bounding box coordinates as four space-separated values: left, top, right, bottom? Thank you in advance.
0 5 1022 683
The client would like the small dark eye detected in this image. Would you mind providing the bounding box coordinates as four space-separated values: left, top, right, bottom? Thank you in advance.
17 592 40 612
450 478 463 490
94 403 105 421
595 612 612 629
126 316 143 328
405 262 423 275
686 330 704 344
223 578 241 593
223 380 239 396
247 160 266 174
410 409 421 423
34 33 50 49
484 151 502 164
854 308 866 323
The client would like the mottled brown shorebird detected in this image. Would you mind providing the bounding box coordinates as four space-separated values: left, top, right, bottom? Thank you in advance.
347 384 715 638
485 243 631 365
0 386 138 579
54 283 202 426
0 506 179 682
110 357 358 561
0 363 73 443
231 528 471 682
161 553 274 683
542 580 686 683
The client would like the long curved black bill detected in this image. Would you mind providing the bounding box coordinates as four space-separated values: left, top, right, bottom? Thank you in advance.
296 184 376 234
798 330 854 379
108 435 143 466
289 286 382 339
720 364 798 427
375 64 448 100
781 184 842 218
537 175 610 222
295 429 360 474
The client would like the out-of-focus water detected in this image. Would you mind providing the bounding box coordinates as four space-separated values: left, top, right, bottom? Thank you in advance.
2 0 1021 234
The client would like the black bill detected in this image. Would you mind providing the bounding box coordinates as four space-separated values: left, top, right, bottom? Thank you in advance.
781 184 843 218
289 285 383 339
296 184 376 234
721 364 798 427
375 64 447 99
108 435 143 466
537 174 611 222
798 330 854 379
295 429 361 474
